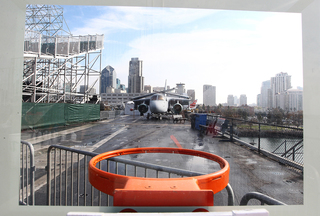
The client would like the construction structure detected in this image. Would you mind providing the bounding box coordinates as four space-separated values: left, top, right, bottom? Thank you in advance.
23 5 104 104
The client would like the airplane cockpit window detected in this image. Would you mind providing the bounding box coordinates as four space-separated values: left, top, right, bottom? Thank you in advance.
151 95 158 100
158 95 165 100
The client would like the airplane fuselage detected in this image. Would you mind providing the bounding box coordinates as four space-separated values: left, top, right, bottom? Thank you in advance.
133 91 189 119
150 100 167 113
149 94 168 114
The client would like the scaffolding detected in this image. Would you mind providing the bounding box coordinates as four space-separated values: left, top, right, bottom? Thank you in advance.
23 5 103 104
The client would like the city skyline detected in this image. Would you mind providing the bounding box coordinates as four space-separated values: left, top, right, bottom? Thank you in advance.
62 5 303 104
107 62 301 107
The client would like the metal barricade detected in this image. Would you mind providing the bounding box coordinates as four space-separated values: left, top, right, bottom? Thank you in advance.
20 140 35 205
46 145 234 206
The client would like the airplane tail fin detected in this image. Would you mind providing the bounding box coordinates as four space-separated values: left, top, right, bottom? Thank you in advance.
189 99 198 109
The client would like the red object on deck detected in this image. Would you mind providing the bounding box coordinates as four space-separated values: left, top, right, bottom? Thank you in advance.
88 147 229 206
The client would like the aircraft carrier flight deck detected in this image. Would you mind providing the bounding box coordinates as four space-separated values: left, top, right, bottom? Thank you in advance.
20 115 303 207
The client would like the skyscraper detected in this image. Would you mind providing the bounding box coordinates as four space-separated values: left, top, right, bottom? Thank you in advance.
260 80 271 108
227 95 234 106
203 85 216 106
128 58 144 93
116 78 120 89
100 65 116 94
271 72 291 108
257 94 261 107
234 96 239 106
187 89 195 102
240 94 247 106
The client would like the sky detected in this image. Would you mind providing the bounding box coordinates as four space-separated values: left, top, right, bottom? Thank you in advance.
62 5 303 105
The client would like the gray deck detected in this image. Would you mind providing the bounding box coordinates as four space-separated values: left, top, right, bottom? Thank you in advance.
21 115 303 206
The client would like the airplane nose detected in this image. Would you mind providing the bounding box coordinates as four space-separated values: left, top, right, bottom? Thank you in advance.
150 101 167 113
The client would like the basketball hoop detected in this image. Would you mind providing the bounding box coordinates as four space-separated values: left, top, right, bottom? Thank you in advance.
89 147 229 206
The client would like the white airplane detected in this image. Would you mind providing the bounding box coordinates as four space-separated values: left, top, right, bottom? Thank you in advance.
132 88 190 120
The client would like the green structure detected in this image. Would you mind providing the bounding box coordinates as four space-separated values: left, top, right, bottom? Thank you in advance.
21 103 100 129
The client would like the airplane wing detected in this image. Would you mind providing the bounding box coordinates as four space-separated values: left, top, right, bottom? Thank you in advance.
131 88 177 101
131 93 154 101
165 92 190 99
132 98 150 109
168 98 190 106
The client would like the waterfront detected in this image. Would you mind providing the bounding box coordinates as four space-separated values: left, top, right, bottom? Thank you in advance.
239 137 302 152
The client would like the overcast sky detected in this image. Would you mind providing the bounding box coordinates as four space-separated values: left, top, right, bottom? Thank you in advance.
62 5 303 105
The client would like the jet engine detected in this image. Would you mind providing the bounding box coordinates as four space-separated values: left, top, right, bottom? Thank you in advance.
138 103 148 115
172 103 183 114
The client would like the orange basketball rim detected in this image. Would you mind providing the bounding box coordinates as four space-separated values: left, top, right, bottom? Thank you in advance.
88 147 230 206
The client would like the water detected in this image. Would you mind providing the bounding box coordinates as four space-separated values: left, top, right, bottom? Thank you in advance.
239 137 302 153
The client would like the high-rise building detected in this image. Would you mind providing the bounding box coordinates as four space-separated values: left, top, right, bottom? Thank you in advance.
119 84 126 91
275 88 303 111
128 58 144 93
287 88 303 111
260 80 271 108
271 72 291 108
100 65 116 94
240 94 247 106
116 78 120 89
227 95 234 106
257 94 261 107
187 89 195 102
203 85 216 106
234 96 239 106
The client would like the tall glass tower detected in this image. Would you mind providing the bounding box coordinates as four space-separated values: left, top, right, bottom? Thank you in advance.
100 65 116 94
128 58 144 93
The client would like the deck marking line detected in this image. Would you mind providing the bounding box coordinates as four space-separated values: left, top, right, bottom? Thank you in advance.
170 135 183 149
90 118 139 150
91 126 128 150
24 119 115 144
29 125 130 195
28 117 139 195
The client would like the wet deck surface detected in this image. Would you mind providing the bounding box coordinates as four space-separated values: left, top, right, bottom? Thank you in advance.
21 115 303 206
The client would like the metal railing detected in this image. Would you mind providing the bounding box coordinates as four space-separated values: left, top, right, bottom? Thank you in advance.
240 192 286 206
203 117 303 171
24 30 104 57
46 145 234 206
20 140 35 205
272 139 303 163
